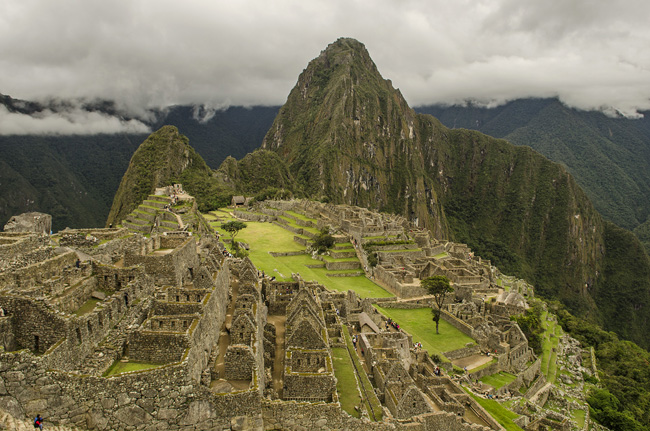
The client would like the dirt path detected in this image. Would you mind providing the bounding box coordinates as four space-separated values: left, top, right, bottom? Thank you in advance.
267 314 286 397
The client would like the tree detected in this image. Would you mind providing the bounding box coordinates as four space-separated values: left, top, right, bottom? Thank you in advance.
312 227 335 254
421 275 453 334
221 221 247 249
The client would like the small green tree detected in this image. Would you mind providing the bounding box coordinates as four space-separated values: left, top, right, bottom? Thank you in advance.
221 221 247 250
312 227 335 254
421 275 453 334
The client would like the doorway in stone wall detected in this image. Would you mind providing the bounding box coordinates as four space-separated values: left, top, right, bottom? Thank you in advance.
34 335 39 353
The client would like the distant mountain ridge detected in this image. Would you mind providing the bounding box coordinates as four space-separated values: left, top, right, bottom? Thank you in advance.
416 99 650 232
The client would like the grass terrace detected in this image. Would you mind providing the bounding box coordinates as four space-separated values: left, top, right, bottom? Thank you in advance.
331 347 361 418
540 311 562 384
104 361 162 376
74 298 100 316
342 326 382 421
480 372 517 389
284 210 317 222
465 388 523 431
375 307 475 361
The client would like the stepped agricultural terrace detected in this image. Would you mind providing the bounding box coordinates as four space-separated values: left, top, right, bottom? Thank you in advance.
0 189 594 430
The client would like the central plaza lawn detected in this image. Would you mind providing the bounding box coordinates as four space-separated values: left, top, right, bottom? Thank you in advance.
331 347 361 418
375 307 475 360
214 217 392 299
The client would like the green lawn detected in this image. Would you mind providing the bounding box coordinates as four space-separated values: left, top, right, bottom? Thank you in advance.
480 372 517 389
74 298 100 316
375 307 475 360
466 389 523 431
104 361 162 376
331 347 361 418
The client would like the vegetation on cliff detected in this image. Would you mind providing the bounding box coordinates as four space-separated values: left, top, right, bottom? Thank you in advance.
417 99 650 234
106 125 214 226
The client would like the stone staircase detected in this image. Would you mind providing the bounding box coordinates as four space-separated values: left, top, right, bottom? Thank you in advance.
0 410 80 431
122 195 173 233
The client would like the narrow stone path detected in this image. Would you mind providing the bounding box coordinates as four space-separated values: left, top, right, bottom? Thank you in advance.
267 314 286 397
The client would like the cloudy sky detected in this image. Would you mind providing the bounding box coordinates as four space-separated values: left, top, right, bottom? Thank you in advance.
1 0 649 133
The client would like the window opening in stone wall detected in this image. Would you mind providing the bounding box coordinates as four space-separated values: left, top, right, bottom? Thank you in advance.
124 293 129 307
98 314 103 327
76 328 82 344
87 321 92 334
176 295 180 302
34 335 39 352
107 307 112 321
171 321 176 329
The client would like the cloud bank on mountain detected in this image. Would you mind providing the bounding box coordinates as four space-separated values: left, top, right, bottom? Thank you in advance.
1 0 649 128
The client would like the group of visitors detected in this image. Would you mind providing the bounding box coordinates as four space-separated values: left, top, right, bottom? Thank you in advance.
385 318 400 331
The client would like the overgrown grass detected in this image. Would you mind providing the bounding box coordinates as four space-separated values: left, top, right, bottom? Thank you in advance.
375 307 475 361
331 347 361 418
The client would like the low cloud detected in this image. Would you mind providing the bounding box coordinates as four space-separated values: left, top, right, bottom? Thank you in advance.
0 105 150 135
1 0 649 126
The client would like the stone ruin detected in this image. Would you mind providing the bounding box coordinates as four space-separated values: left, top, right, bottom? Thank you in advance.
0 196 593 430
3 212 51 235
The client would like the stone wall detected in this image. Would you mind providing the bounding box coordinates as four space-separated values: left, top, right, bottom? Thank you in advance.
440 309 475 338
128 330 190 363
0 250 78 290
443 344 480 361
283 373 336 402
262 399 395 431
0 234 50 271
224 345 256 380
124 237 199 287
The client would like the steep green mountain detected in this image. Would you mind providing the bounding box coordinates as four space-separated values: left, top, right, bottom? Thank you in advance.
261 38 650 348
106 128 299 225
416 99 650 231
106 125 215 226
0 95 278 230
216 149 298 196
